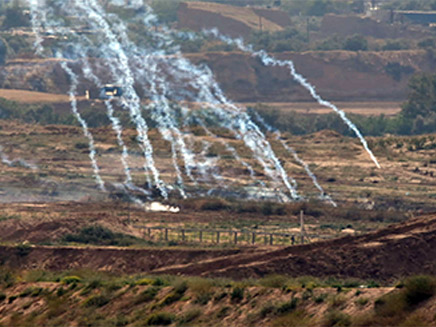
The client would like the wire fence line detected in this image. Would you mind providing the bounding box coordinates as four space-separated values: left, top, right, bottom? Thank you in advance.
131 225 324 246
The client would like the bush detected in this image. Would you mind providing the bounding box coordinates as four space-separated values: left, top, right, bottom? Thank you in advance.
145 312 174 326
61 276 82 285
323 310 351 327
63 225 143 246
231 287 244 302
374 292 405 317
403 275 436 306
179 308 201 325
134 287 158 305
277 298 298 315
343 35 368 51
135 278 154 286
83 294 111 308
161 282 187 306
0 293 6 301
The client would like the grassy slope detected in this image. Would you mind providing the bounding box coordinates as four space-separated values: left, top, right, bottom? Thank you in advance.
0 270 435 327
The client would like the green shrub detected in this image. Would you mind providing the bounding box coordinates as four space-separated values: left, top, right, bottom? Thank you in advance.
8 295 17 304
134 287 158 305
374 292 405 317
355 297 369 306
260 304 276 318
277 298 298 315
63 225 144 246
0 268 16 288
323 310 351 327
161 282 187 306
231 287 244 302
195 292 212 305
403 275 436 306
56 287 66 297
61 276 82 285
135 278 154 286
145 312 174 326
314 293 328 304
216 306 230 318
83 294 111 308
179 308 201 325
16 243 31 257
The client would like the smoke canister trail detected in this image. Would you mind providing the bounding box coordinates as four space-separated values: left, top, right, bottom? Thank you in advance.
27 0 45 54
108 14 197 188
80 59 150 196
60 62 106 191
72 0 168 198
206 29 381 169
251 110 336 207
0 146 37 170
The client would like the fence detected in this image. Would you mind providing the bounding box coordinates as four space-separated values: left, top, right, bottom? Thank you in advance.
133 225 310 246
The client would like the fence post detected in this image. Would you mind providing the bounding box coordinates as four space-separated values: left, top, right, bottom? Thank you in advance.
300 210 304 244
269 234 273 245
199 230 203 243
264 235 268 245
181 229 185 242
216 231 220 244
147 228 151 238
165 228 168 241
251 232 256 245
234 232 238 244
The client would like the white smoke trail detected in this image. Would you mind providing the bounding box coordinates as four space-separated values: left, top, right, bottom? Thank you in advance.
205 29 381 170
27 0 45 55
80 59 147 193
251 110 336 206
72 0 168 198
28 0 303 201
27 3 150 198
132 25 300 199
60 61 106 191
0 146 38 170
110 15 197 189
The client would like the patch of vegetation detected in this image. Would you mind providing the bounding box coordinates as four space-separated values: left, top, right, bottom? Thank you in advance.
144 312 174 326
323 310 351 327
134 287 159 305
178 308 202 325
62 225 147 246
161 282 188 306
83 294 111 308
231 286 245 302
403 275 436 306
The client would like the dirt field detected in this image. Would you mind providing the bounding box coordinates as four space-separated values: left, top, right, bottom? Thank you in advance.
0 88 84 104
243 101 402 116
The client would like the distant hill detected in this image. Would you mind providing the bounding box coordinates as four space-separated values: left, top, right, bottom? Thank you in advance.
177 1 291 38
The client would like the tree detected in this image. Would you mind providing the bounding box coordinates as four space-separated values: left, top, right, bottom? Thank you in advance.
2 7 29 29
343 34 368 51
307 0 334 16
402 74 436 119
